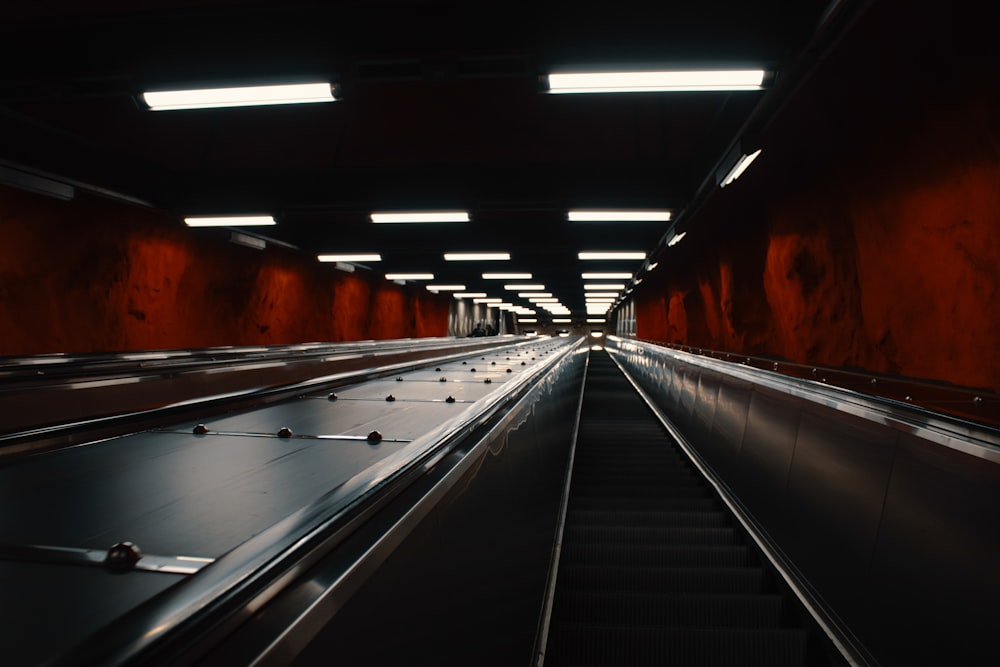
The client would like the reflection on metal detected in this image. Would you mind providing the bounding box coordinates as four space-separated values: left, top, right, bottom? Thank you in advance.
0 543 215 576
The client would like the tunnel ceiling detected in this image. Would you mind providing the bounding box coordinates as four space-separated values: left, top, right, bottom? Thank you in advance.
0 0 860 319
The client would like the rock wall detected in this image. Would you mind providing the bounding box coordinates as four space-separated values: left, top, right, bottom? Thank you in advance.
0 186 449 354
636 0 999 392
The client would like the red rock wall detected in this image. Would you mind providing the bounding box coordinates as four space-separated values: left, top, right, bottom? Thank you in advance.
0 186 449 354
636 0 1000 392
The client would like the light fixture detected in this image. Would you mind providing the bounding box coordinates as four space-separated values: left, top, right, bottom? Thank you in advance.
553 318 572 324
578 251 646 260
529 298 559 303
385 273 434 280
519 292 552 298
591 331 605 338
474 298 502 303
504 284 545 291
425 284 466 291
647 262 659 271
483 273 532 279
587 318 606 323
568 210 671 222
444 252 511 261
668 231 687 247
185 215 276 227
229 232 266 250
371 211 470 223
583 283 626 290
585 292 620 298
317 253 381 262
582 272 633 279
720 149 763 187
519 318 538 323
546 70 767 94
142 82 336 111
452 292 487 298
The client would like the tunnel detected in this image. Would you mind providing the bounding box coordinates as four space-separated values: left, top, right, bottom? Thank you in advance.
0 0 998 665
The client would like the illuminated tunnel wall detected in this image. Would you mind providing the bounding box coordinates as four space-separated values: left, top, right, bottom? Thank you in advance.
635 1 999 394
0 186 450 354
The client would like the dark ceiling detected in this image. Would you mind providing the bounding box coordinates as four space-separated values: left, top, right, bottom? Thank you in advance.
0 0 862 320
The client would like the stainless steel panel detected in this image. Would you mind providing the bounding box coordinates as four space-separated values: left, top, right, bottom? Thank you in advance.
0 561 184 667
783 406 898 620
195 397 464 439
691 370 720 447
709 377 752 474
734 387 802 529
315 376 499 402
863 433 1000 667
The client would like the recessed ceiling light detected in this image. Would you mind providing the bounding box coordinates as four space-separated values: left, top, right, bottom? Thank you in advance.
567 210 671 222
585 292 620 298
317 253 381 262
185 215 276 227
587 318 606 323
444 252 511 261
720 150 763 187
425 284 465 291
483 273 532 279
583 283 626 290
579 251 646 260
452 292 487 298
518 292 551 298
474 298 502 303
553 318 572 323
582 272 633 279
546 70 766 94
519 318 538 323
385 273 433 280
143 82 336 111
371 211 470 223
504 284 545 291
668 231 687 247
529 298 559 303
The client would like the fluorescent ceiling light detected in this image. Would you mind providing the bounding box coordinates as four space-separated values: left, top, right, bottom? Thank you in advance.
721 149 763 187
547 70 766 94
444 252 511 261
553 318 572 324
519 318 538 323
579 251 646 260
519 292 552 298
185 215 275 227
584 283 626 290
568 210 671 222
385 273 433 280
425 284 465 291
647 262 659 270
317 253 381 262
582 272 633 279
668 231 687 247
587 318 606 323
143 82 335 111
504 284 545 291
529 298 559 303
371 211 469 223
591 331 605 337
585 292 620 298
483 273 532 279
474 298 502 303
453 292 487 298
586 298 616 303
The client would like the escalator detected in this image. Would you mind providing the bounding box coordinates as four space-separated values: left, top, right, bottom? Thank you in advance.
542 351 842 667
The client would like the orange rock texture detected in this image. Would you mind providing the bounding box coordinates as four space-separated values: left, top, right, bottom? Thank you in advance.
636 1 999 392
0 186 449 353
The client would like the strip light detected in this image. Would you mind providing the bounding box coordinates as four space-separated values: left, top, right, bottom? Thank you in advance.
584 283 626 290
585 292 620 298
483 273 532 279
425 284 465 291
587 318 606 323
553 318 572 324
143 82 336 111
371 211 469 223
185 215 276 227
668 232 687 247
519 318 538 323
444 252 511 261
474 298 502 303
578 252 646 260
519 292 551 298
546 70 766 94
317 253 381 262
582 272 633 279
568 210 671 222
385 273 433 280
504 284 545 291
452 292 487 298
721 149 763 187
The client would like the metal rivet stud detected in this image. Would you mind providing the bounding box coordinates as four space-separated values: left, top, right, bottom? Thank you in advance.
439 377 447 382
491 361 496 365
484 378 492 384
328 393 338 401
367 430 383 443
446 396 456 403
521 361 526 365
386 395 396 402
507 368 512 373
106 542 142 570
973 396 984 408
277 427 293 438
396 376 404 381
435 367 442 372
193 424 209 435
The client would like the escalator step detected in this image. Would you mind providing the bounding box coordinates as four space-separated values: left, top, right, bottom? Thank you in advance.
568 497 718 512
559 544 750 568
551 591 785 628
546 625 808 667
557 565 765 595
568 509 729 527
563 525 738 547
